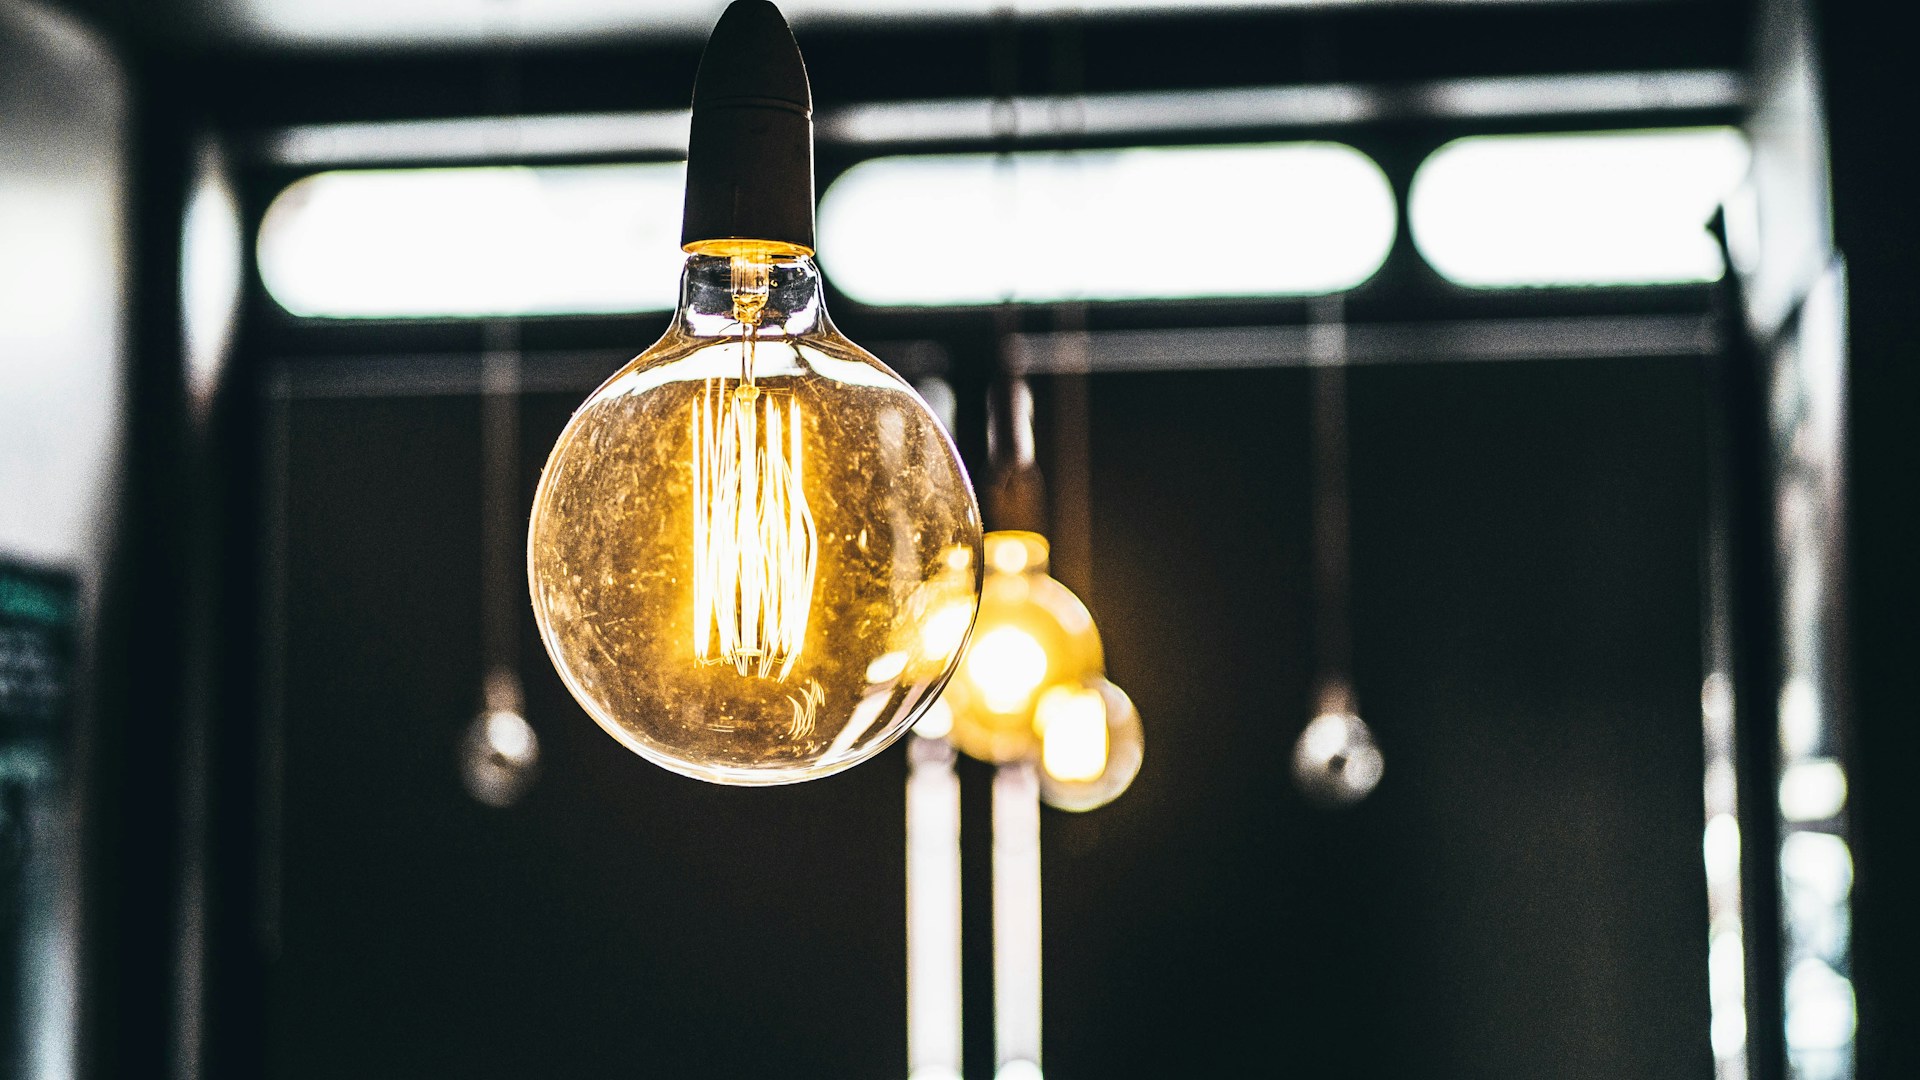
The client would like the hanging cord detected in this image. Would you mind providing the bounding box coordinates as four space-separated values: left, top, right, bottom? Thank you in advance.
479 0 524 711
1308 295 1355 717
461 7 540 806
1295 295 1384 805
1044 7 1095 604
479 320 523 710
983 5 1047 535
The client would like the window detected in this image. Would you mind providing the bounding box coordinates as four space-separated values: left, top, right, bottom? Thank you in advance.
258 163 686 318
816 143 1396 306
1409 127 1749 288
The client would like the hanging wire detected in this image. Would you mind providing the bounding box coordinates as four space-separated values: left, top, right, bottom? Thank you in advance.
463 319 540 808
984 4 1047 535
461 6 539 806
1309 296 1355 714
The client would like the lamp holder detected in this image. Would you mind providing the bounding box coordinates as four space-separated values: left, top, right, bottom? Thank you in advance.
681 0 816 253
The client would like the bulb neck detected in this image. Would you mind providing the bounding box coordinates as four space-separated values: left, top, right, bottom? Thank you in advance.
673 250 829 340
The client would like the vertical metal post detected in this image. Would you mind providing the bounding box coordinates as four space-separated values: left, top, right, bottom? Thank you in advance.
906 736 963 1080
993 761 1043 1080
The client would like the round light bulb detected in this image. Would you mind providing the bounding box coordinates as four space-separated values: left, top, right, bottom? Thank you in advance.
529 249 982 784
1292 711 1384 806
942 532 1103 765
1037 677 1144 812
461 708 541 808
965 627 1052 713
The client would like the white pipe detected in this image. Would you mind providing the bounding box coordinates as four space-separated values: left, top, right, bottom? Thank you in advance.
993 761 1043 1080
906 736 963 1080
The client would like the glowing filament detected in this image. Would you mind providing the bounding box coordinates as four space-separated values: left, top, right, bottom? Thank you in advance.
691 377 818 680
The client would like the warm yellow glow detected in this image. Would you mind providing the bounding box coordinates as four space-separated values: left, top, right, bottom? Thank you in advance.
688 254 818 683
1036 678 1143 812
965 627 1049 714
683 237 815 259
986 531 1047 576
914 697 955 740
527 245 982 785
920 601 975 661
691 377 817 680
941 531 1104 764
1037 684 1108 783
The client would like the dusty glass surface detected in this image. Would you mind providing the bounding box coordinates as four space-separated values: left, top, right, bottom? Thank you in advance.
529 252 981 784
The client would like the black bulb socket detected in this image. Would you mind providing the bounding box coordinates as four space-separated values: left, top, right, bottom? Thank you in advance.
680 0 816 254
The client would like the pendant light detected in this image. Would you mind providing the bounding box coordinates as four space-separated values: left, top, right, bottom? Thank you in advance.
463 323 541 807
942 367 1143 811
527 0 983 785
1292 297 1383 806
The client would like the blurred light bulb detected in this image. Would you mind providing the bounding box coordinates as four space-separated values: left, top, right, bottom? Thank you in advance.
968 627 1051 713
987 531 1040 575
1038 678 1144 812
942 532 1103 764
461 708 541 808
1037 684 1106 782
1292 710 1383 806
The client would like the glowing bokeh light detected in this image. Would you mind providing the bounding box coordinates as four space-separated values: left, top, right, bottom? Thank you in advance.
259 163 686 317
820 143 1395 306
1411 127 1748 287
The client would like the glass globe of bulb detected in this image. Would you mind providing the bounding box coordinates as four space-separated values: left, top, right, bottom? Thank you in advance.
1292 710 1384 806
1037 676 1144 812
942 532 1104 765
528 246 982 784
461 707 541 808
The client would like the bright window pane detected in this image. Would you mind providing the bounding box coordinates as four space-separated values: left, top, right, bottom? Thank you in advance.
258 163 686 318
1409 127 1750 288
817 143 1395 306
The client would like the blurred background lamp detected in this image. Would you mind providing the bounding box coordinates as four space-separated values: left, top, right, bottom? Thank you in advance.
1037 684 1107 783
1037 678 1144 813
942 532 1103 765
460 707 540 808
1779 758 1848 822
1292 710 1383 806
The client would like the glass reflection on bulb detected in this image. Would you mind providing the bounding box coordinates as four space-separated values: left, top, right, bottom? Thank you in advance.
1037 677 1144 812
528 247 982 785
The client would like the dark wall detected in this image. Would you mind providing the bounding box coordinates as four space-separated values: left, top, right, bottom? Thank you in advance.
1819 3 1920 1077
268 354 1710 1080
